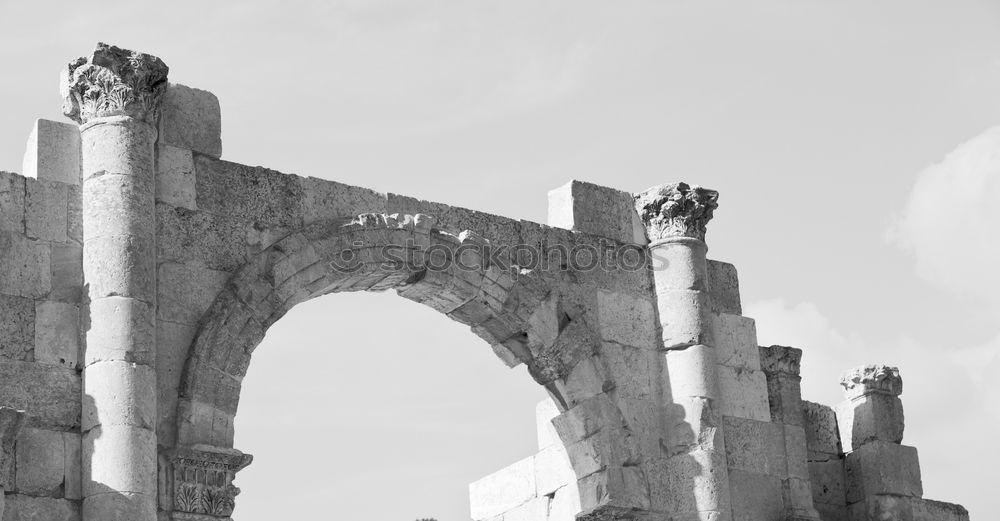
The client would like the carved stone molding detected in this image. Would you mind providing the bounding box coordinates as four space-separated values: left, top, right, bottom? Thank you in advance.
165 445 252 519
0 407 24 487
634 182 719 243
61 42 169 125
759 345 803 376
840 364 903 399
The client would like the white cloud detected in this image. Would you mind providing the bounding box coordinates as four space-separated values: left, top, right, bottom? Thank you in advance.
888 126 1000 305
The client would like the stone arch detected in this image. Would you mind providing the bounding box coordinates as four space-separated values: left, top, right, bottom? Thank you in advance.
169 212 651 519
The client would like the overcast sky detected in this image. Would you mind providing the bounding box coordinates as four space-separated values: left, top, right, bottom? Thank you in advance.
1 1 997 519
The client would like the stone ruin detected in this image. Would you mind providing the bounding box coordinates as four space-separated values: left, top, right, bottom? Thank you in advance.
0 43 971 521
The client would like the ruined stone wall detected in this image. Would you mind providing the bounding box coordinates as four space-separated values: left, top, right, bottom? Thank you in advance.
0 43 974 521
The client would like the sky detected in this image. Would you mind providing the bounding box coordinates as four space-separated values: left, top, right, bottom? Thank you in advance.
1 1 997 519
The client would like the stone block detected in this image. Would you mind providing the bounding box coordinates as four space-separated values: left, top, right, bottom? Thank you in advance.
298 176 388 225
155 203 254 272
535 444 576 496
81 491 155 521
155 321 198 448
911 498 970 521
82 425 156 497
844 441 922 503
802 401 841 459
548 485 582 521
646 450 729 514
0 294 34 361
576 465 650 513
49 243 82 302
707 259 741 315
807 459 847 507
782 477 821 518
548 180 646 244
0 171 25 233
0 361 80 429
468 456 536 520
82 361 156 431
717 364 771 422
63 431 81 500
25 179 68 242
835 393 904 453
728 469 784 521
34 301 80 368
159 83 222 158
67 184 81 244
666 344 720 400
503 495 549 521
712 313 760 370
536 398 561 450
596 290 657 349
848 494 914 521
815 502 849 521
785 425 809 479
723 416 786 477
764 372 804 426
157 262 230 325
83 297 154 367
600 342 657 399
22 119 81 185
3 494 80 521
0 230 51 299
15 427 65 496
195 156 304 227
155 144 196 209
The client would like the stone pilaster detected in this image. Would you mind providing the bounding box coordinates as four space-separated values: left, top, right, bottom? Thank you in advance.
63 42 167 521
635 182 732 519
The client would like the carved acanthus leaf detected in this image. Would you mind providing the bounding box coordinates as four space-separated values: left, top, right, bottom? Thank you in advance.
840 364 903 399
61 42 169 125
634 182 719 242
168 445 252 518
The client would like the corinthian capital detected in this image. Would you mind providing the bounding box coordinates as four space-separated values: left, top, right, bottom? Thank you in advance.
168 445 252 518
634 182 719 242
61 42 169 125
840 364 903 399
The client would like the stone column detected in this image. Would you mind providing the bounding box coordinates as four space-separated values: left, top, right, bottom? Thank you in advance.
62 43 168 521
635 183 732 519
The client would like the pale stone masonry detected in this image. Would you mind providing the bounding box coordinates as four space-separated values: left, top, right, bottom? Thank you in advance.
0 43 971 521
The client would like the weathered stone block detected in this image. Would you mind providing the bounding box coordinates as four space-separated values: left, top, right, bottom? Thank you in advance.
815 502 849 521
785 425 809 480
596 290 657 349
808 459 846 507
195 156 304 227
844 441 922 503
156 262 230 325
911 498 970 521
0 294 34 361
0 171 25 233
155 203 254 272
82 361 155 431
723 416 786 477
548 485 581 521
155 321 197 448
502 495 549 521
577 465 650 513
81 491 154 521
728 469 784 521
82 426 156 497
34 301 80 368
534 443 576 496
536 398 561 451
15 427 64 496
707 259 741 315
835 393 904 453
548 180 646 244
83 297 154 366
63 431 81 500
0 231 51 299
717 364 770 422
0 361 79 429
3 494 80 521
49 243 82 302
25 179 68 242
22 119 81 185
713 313 760 370
468 456 536 520
159 83 222 158
155 144 196 209
802 401 841 459
299 176 388 225
600 342 657 399
646 450 730 514
764 372 804 426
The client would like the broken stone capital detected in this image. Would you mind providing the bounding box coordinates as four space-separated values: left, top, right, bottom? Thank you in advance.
634 182 719 244
840 365 903 400
61 42 169 126
760 345 803 376
167 444 253 518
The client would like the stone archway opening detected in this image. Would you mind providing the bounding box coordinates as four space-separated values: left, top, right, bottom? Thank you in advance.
230 290 550 520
